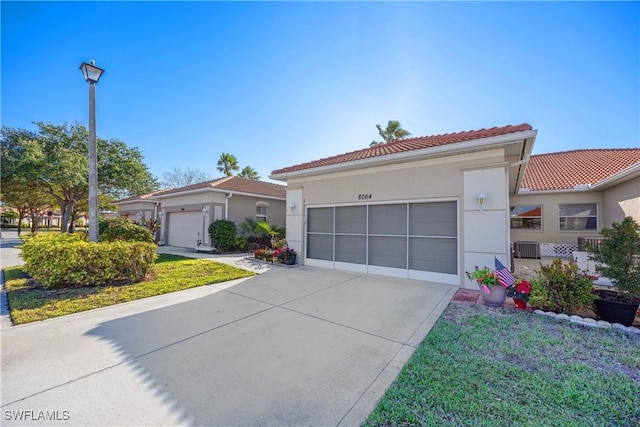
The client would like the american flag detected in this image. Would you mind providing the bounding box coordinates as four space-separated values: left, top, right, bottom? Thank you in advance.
495 257 516 289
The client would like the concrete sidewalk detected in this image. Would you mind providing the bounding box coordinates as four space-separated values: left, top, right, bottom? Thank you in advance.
1 261 455 426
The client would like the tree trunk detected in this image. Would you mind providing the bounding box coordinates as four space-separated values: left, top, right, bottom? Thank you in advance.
59 201 75 233
17 212 24 235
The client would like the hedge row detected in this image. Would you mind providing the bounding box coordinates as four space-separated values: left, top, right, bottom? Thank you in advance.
21 233 157 288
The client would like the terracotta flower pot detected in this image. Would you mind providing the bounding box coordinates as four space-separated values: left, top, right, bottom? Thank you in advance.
480 283 507 307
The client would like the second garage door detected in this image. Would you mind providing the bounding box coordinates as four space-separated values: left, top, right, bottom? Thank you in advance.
306 201 458 284
167 211 206 249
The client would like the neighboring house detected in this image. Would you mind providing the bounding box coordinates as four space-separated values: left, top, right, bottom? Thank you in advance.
114 176 286 250
510 148 640 257
270 124 640 289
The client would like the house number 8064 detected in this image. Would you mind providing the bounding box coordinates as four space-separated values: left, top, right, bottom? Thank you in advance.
358 194 372 200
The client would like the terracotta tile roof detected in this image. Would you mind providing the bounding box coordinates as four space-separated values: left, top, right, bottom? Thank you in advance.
271 123 533 175
152 176 286 199
114 189 172 203
522 149 640 191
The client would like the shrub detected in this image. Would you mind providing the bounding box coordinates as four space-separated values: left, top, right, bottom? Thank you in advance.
586 216 640 302
208 220 237 252
99 217 154 243
21 233 157 288
529 258 596 314
234 236 248 252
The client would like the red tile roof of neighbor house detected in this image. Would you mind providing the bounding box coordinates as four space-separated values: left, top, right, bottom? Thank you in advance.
271 123 534 175
152 176 286 199
521 149 640 191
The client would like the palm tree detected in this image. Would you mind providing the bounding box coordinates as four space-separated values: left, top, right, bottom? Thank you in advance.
217 153 239 176
370 120 412 146
238 166 261 180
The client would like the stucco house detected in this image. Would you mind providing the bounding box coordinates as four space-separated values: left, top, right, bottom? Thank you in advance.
114 176 286 250
270 124 640 289
510 148 640 258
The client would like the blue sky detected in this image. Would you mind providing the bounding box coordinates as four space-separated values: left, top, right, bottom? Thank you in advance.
2 1 638 184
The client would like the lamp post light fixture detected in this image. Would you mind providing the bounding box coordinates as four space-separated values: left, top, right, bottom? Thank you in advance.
79 60 105 242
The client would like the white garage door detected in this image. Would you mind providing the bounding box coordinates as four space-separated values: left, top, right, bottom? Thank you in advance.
306 201 458 284
167 211 205 249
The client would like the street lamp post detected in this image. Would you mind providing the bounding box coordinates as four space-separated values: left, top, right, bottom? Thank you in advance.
79 60 105 242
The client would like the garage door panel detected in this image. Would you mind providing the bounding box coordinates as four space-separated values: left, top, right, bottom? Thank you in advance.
368 236 406 268
307 234 333 261
336 206 366 234
335 235 366 264
369 204 407 235
308 208 333 233
410 202 456 237
409 237 457 274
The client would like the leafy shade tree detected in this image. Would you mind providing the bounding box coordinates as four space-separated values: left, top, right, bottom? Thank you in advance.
237 166 261 180
1 122 158 233
370 120 412 147
71 194 117 233
217 153 239 177
158 166 212 188
1 185 56 234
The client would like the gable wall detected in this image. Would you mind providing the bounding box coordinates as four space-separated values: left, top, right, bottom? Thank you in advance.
602 177 640 225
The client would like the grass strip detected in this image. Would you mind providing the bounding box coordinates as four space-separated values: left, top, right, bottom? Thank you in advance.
365 303 640 426
4 253 255 324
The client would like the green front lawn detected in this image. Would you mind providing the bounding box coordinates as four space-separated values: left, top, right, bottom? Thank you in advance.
3 254 255 324
365 303 640 426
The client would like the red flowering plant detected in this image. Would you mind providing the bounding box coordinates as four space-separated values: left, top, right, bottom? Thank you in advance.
506 279 532 302
465 266 498 286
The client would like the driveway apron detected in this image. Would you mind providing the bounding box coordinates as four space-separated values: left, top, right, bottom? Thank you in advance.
1 263 456 426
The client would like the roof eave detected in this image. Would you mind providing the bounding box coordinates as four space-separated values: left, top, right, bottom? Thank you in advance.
590 163 640 190
271 129 538 181
150 186 285 201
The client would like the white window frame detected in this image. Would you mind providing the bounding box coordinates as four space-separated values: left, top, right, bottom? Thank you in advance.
558 203 598 231
256 202 269 222
510 205 543 230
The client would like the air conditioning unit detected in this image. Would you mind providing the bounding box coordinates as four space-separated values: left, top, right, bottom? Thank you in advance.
514 241 540 259
577 237 601 252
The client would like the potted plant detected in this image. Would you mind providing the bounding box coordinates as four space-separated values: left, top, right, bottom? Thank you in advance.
278 246 297 265
587 216 640 326
466 266 506 307
507 279 532 309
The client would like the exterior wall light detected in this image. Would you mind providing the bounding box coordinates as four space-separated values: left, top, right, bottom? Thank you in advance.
476 193 488 212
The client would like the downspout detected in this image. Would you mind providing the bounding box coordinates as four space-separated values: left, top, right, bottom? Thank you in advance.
225 193 233 220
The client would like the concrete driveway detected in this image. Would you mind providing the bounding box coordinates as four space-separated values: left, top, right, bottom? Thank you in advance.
1 256 456 426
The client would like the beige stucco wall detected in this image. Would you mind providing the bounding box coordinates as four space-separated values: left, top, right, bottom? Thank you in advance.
227 195 286 228
602 177 640 225
509 191 603 244
463 166 510 289
285 149 508 288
